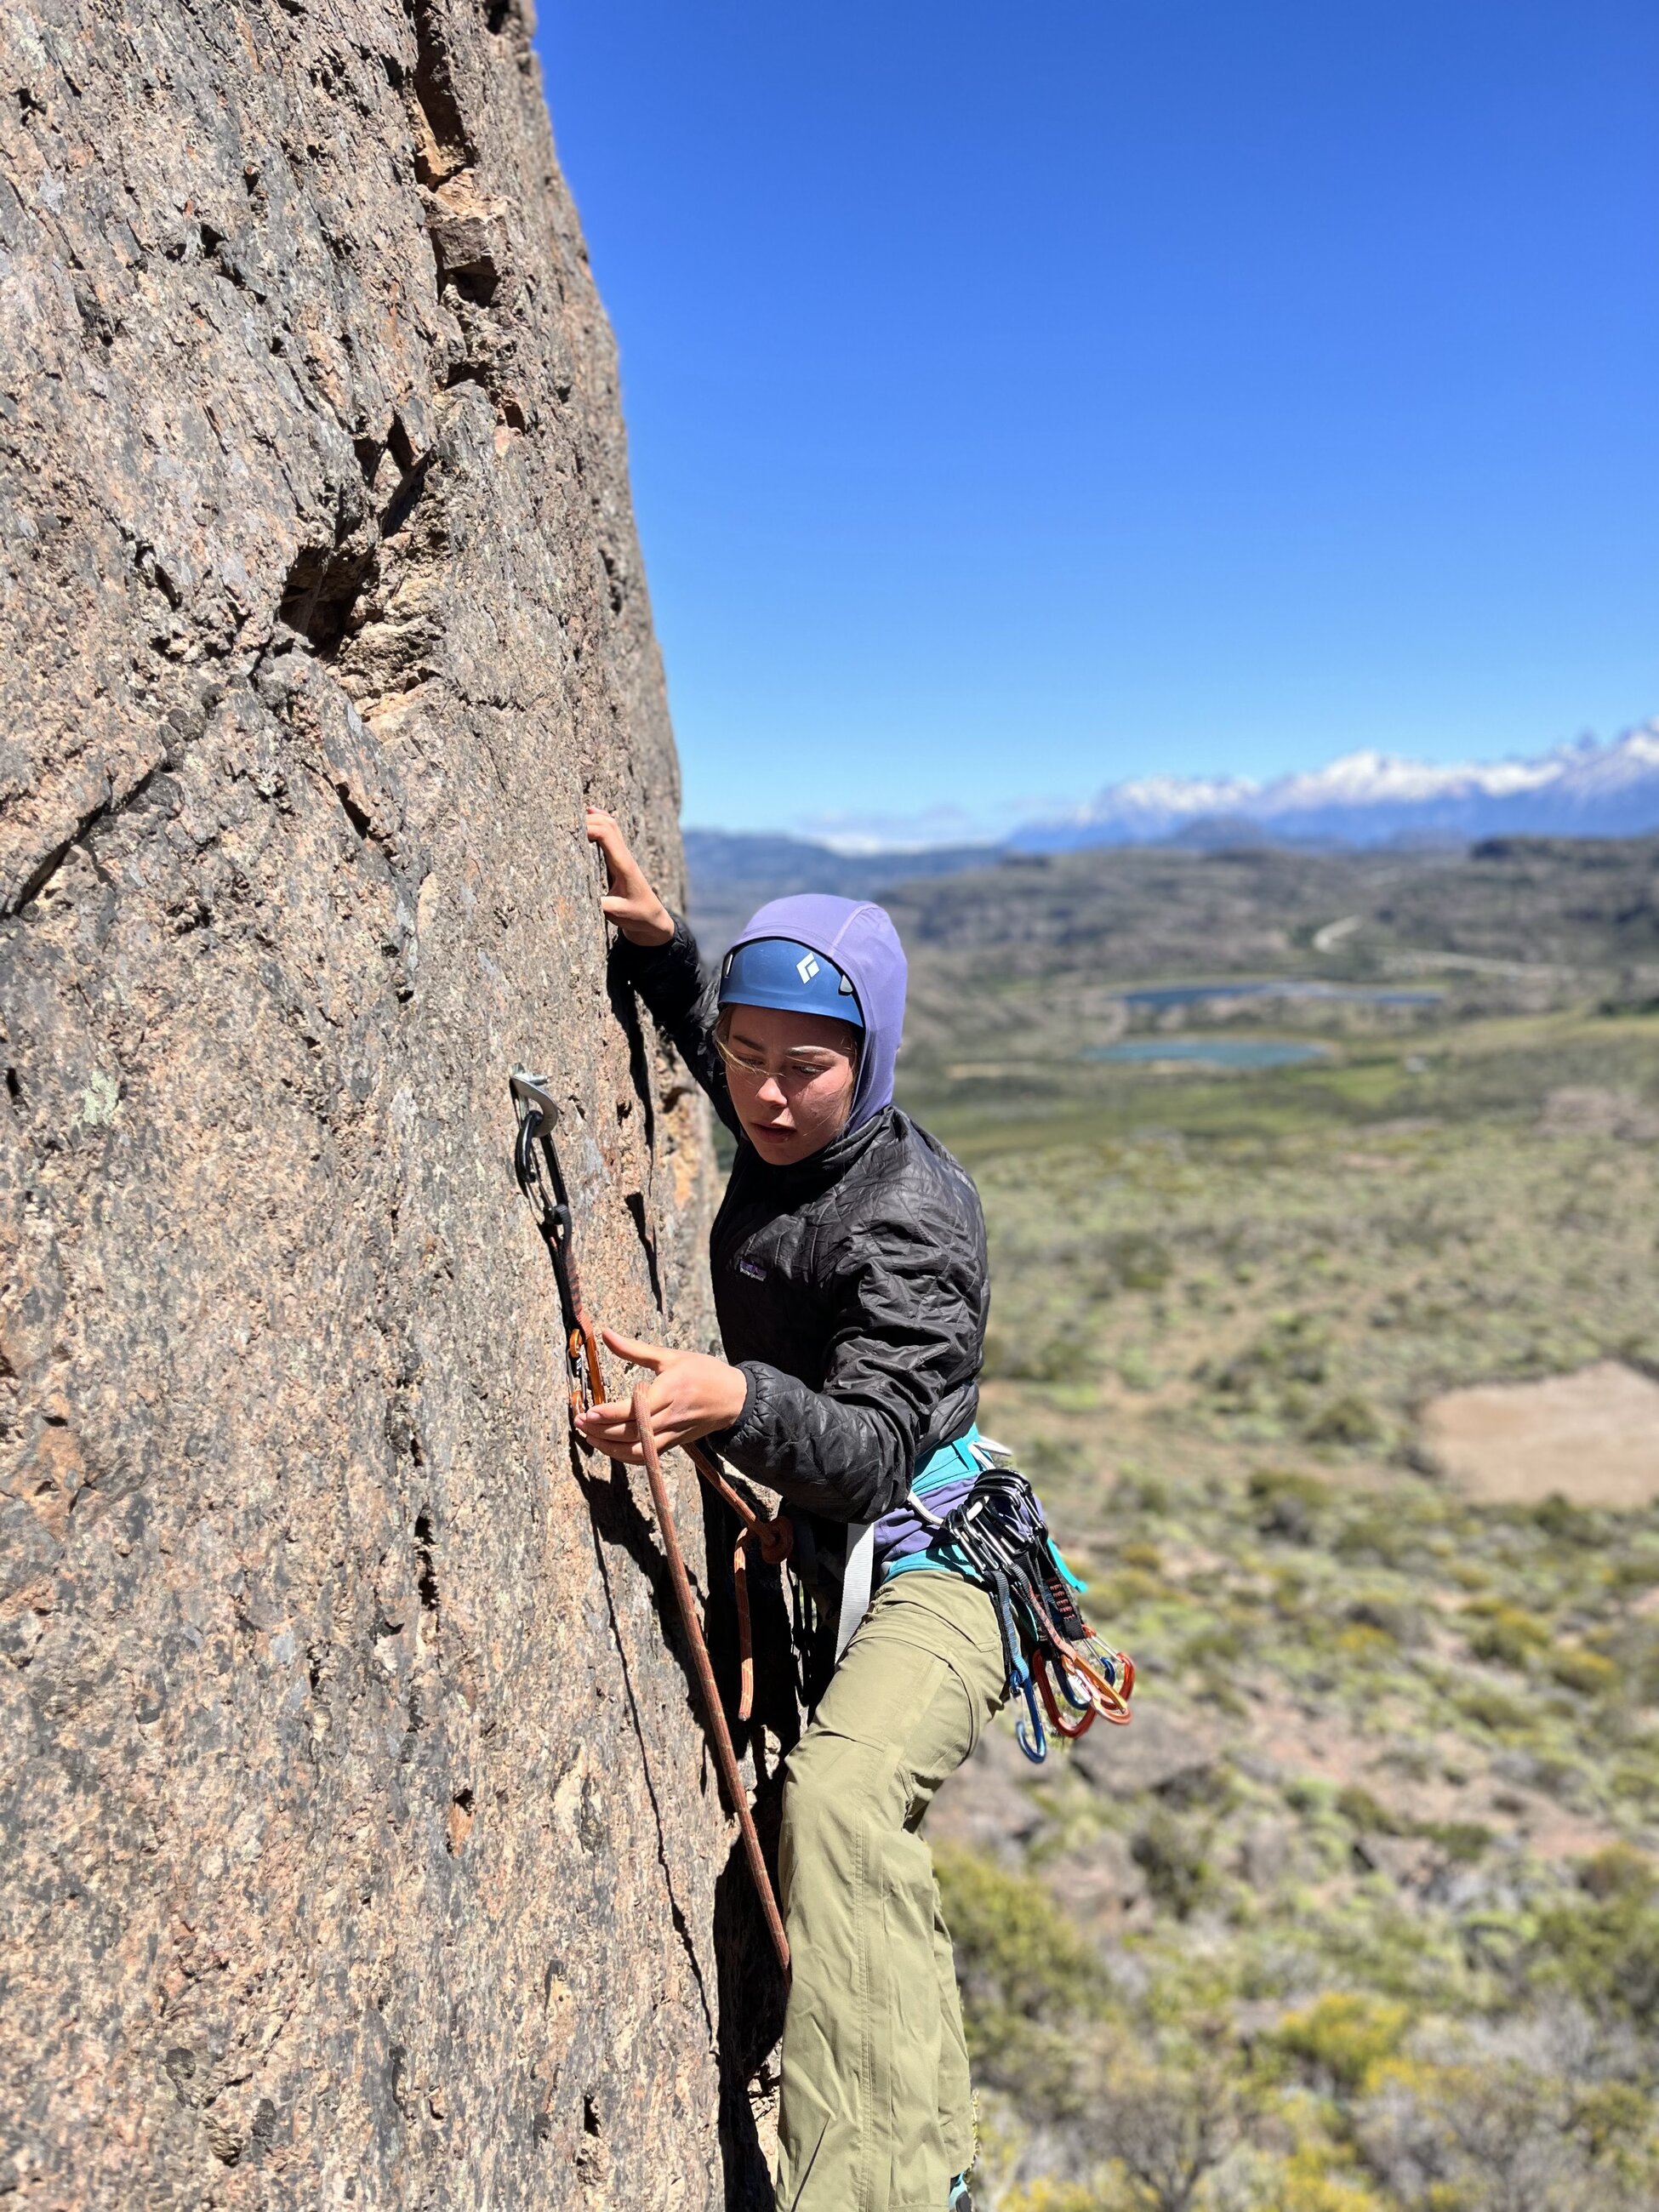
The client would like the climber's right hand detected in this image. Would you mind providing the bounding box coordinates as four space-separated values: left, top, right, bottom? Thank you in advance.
574 1329 750 1462
585 808 675 947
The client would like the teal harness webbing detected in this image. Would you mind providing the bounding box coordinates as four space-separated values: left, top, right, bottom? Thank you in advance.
883 1427 1087 1593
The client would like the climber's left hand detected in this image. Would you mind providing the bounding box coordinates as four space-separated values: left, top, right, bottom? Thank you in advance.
574 1330 749 1462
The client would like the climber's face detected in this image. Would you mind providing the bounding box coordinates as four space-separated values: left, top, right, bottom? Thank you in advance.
716 1005 861 1166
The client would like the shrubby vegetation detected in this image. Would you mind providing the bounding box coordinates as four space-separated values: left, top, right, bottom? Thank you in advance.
882 837 1659 2209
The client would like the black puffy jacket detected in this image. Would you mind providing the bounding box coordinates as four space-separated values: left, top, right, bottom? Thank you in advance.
619 917 989 1528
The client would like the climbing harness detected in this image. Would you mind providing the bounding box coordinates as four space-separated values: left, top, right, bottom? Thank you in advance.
510 1073 603 1419
510 1072 791 1976
909 1443 1134 1764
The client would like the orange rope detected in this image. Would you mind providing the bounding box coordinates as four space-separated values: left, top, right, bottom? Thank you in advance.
686 1441 792 1723
634 1388 791 1978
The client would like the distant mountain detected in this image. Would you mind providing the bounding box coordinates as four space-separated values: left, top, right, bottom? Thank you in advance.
1008 725 1659 852
685 725 1659 934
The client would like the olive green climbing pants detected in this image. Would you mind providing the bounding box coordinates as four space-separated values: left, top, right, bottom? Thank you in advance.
774 1571 1008 2212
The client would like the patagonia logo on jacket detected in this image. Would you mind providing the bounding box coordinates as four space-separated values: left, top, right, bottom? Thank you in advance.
738 1255 767 1280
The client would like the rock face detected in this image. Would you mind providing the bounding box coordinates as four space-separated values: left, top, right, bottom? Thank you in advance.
0 5 770 2203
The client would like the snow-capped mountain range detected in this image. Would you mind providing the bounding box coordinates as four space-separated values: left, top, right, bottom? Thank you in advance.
1003 724 1659 852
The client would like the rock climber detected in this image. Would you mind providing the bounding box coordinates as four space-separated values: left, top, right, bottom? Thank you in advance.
579 807 1001 2212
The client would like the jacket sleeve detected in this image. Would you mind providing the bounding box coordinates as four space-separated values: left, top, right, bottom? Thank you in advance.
612 914 740 1137
713 1211 983 1522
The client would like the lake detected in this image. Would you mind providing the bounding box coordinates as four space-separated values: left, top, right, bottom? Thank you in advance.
1082 1038 1334 1069
1120 980 1443 1008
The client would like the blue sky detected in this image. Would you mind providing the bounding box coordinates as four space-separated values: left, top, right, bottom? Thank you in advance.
535 2 1658 840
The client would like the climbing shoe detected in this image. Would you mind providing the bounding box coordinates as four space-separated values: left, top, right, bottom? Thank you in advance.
948 2178 972 2212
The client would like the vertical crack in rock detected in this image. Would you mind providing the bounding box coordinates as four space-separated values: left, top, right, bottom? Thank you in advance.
408 0 476 188
406 0 512 382
626 1192 665 1314
0 0 737 2203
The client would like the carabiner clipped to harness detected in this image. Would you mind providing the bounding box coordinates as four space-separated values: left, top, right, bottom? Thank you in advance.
910 1458 1134 1763
1012 1658 1048 1764
510 1071 604 1419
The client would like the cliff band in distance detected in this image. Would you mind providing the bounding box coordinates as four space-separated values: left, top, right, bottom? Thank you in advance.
0 3 758 2202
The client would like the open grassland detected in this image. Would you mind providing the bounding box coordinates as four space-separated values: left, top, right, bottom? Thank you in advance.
878 839 1659 2210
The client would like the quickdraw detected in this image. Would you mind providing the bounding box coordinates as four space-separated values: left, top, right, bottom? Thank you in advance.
510 1073 604 1419
510 1072 791 1976
911 1460 1134 1764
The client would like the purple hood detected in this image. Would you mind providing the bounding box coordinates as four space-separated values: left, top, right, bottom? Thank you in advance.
728 894 908 1134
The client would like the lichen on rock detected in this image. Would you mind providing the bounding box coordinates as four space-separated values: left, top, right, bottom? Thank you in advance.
0 4 765 2203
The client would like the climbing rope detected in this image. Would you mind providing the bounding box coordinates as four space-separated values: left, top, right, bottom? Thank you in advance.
684 1440 794 1726
636 1393 791 1976
510 1071 790 1975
